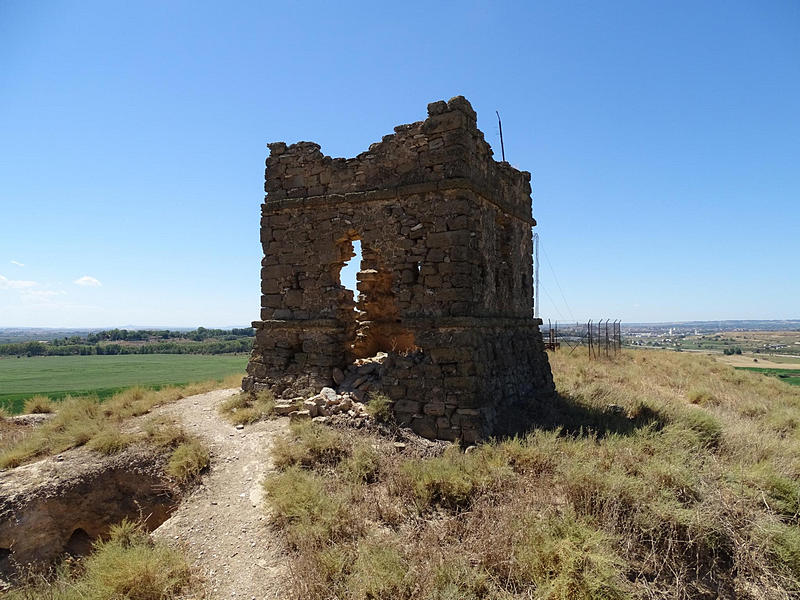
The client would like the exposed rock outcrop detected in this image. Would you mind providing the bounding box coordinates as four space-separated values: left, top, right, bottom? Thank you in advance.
0 445 178 579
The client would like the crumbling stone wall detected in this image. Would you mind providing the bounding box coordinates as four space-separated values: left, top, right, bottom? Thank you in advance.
243 96 555 441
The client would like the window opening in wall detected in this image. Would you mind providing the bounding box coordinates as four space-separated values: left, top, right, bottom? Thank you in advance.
340 239 362 304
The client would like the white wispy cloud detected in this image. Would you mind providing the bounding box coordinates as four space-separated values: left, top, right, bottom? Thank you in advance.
23 289 66 298
20 289 67 303
0 274 37 289
74 275 102 287
10 260 24 267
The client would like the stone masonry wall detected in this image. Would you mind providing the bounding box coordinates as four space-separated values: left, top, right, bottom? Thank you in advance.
244 96 555 441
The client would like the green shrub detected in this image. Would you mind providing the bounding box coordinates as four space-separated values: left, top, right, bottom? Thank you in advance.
80 520 193 599
366 392 393 423
338 440 381 484
765 522 800 579
347 539 411 600
497 430 560 475
427 558 495 600
746 463 800 522
316 544 351 579
502 510 628 599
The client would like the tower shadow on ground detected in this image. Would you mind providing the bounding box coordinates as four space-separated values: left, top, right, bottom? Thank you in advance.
500 391 669 441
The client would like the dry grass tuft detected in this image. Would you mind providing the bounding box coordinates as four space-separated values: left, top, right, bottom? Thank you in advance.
22 395 55 414
0 376 238 469
143 415 189 448
263 465 359 548
167 439 210 483
144 415 210 483
86 426 137 455
271 420 350 469
219 389 276 425
396 444 511 511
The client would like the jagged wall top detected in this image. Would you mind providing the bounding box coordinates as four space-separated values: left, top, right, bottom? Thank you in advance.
263 96 534 223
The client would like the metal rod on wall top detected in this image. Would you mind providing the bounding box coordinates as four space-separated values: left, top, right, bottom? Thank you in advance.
496 111 506 162
533 232 539 319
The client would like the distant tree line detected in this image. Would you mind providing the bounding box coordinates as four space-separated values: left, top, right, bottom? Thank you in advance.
0 327 254 357
51 326 254 344
723 347 743 355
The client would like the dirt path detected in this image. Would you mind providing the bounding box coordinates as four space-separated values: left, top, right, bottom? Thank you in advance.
151 388 289 600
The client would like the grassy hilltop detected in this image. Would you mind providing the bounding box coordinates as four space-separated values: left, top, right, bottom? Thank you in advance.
263 349 800 599
4 348 800 599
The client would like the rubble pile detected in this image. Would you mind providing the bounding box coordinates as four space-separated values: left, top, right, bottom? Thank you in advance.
333 352 387 401
271 353 388 426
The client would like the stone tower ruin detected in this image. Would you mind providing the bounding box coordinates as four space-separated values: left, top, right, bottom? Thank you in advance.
243 96 555 442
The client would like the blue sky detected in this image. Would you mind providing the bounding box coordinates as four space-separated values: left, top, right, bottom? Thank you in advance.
1 1 798 327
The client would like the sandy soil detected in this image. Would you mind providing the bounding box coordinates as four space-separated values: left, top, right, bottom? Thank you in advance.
151 388 289 600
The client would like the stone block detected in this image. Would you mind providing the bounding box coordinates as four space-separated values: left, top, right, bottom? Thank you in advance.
461 427 481 443
436 427 458 441
289 410 311 421
411 415 437 438
423 402 446 416
393 399 420 413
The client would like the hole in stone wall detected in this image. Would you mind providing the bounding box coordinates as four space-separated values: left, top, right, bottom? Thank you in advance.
352 249 418 358
340 239 362 304
334 237 418 360
339 240 361 302
0 547 10 580
64 528 93 557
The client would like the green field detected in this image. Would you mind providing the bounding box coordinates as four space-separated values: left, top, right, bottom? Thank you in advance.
735 366 800 386
0 354 248 413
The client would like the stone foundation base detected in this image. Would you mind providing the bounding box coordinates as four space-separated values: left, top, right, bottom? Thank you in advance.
243 317 554 442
